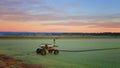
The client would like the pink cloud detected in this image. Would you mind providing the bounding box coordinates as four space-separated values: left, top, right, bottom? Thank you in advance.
0 0 64 21
44 22 120 28
0 0 120 22
0 0 21 6
91 22 120 28
0 8 62 21
43 22 92 26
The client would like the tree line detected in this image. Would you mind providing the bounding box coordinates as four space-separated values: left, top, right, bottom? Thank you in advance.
0 32 120 36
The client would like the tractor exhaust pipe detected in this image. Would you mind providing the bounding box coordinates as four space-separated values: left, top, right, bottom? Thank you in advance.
53 38 56 46
53 38 58 47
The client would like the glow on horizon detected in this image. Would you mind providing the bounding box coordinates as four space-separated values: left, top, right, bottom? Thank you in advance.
0 21 120 33
0 0 120 33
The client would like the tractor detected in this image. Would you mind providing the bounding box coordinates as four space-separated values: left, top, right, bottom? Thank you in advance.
36 39 59 55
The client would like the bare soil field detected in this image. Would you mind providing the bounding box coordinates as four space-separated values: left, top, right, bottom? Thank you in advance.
0 54 43 68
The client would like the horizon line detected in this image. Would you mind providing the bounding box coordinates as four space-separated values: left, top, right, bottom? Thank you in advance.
0 31 120 33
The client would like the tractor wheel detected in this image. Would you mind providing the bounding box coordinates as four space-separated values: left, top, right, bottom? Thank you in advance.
36 48 41 54
54 50 59 55
41 49 46 55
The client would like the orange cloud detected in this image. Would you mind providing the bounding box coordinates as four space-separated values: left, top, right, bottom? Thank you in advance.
0 21 120 32
0 19 120 33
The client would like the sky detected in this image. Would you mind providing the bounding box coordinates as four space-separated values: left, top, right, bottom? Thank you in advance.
0 0 120 33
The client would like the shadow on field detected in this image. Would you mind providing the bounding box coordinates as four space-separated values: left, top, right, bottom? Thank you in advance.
59 47 120 52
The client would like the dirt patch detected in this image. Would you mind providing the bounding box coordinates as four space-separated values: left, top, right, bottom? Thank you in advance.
19 64 44 68
0 54 43 68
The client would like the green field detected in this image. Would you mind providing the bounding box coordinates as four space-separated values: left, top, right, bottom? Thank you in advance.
0 39 120 68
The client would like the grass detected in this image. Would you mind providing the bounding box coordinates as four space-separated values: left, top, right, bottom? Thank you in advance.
0 39 120 68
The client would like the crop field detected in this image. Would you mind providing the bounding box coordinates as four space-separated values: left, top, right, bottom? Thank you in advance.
0 39 120 68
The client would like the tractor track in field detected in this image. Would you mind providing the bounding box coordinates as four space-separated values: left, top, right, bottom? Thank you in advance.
59 47 120 52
